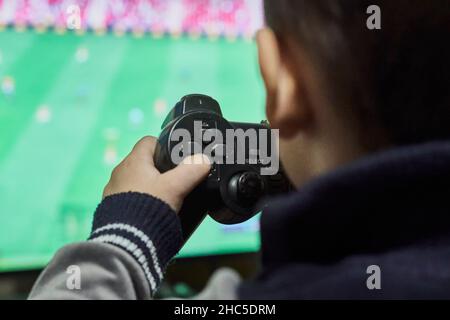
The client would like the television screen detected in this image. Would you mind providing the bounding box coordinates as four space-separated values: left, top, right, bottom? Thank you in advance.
0 0 264 272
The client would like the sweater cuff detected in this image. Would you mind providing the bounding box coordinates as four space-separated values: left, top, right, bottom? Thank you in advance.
88 192 183 294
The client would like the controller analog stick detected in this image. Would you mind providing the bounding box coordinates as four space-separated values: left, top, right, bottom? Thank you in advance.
228 171 265 208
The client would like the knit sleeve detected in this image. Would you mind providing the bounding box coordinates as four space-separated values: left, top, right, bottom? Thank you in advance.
88 192 184 295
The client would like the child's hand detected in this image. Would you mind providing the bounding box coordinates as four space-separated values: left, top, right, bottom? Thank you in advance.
103 136 211 212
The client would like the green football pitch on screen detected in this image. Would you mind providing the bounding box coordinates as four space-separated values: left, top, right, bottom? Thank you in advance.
0 29 265 272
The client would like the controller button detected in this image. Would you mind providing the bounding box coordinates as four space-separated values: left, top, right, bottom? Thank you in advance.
210 143 226 162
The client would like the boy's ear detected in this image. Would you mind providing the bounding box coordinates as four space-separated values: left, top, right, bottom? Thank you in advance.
256 28 310 138
256 28 280 99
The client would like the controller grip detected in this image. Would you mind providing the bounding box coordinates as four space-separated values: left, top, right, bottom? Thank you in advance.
178 187 209 241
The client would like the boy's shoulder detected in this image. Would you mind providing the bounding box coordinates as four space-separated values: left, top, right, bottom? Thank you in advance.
239 239 450 299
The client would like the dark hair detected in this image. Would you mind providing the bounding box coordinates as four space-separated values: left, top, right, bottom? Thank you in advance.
264 0 450 147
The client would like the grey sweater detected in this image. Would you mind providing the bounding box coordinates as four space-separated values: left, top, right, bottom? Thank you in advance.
28 193 240 300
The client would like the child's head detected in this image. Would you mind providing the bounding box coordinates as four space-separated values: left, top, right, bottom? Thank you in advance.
257 0 450 187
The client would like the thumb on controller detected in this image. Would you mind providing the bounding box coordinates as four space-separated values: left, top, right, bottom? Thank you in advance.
162 153 211 199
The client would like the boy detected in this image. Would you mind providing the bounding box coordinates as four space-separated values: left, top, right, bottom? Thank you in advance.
30 0 450 299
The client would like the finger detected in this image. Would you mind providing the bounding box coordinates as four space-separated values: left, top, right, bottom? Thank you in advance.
163 154 211 197
131 136 158 164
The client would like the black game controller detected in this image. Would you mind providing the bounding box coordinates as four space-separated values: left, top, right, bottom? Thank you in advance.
154 94 291 242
